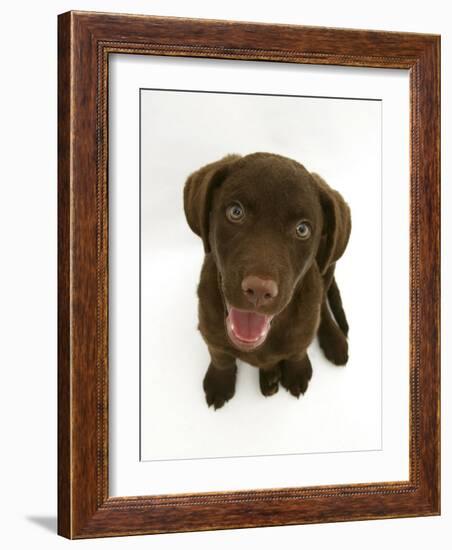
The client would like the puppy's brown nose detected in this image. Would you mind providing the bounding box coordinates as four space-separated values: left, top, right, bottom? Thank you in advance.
241 275 278 307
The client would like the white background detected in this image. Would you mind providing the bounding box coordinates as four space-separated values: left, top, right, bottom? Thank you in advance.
110 58 409 496
0 0 449 548
139 88 385 462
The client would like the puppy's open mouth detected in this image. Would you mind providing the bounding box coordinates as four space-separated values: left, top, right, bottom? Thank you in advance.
225 304 274 351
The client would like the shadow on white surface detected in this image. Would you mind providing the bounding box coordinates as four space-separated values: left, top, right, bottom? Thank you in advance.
26 516 57 534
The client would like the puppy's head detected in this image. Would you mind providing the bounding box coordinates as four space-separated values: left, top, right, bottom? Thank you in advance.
184 152 351 352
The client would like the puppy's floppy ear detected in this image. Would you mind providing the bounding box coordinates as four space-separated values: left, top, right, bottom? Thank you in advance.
311 173 351 276
184 154 241 253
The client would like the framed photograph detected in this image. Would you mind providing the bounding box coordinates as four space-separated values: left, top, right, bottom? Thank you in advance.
58 11 440 539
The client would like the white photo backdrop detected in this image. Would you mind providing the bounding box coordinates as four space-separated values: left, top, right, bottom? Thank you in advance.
109 55 409 496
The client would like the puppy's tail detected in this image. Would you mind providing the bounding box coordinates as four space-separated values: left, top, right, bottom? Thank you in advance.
327 277 349 337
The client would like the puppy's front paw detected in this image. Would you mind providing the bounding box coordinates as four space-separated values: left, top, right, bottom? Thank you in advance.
203 364 237 410
281 356 312 398
259 366 281 396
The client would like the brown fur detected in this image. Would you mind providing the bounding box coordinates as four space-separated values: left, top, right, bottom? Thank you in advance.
184 152 351 408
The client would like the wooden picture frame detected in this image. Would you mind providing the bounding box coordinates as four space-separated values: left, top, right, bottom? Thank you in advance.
58 10 440 539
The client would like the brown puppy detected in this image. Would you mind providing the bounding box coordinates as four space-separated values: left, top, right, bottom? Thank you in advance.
184 152 351 409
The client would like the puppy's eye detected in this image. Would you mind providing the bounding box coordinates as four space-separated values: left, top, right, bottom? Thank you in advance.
226 203 245 223
296 221 311 239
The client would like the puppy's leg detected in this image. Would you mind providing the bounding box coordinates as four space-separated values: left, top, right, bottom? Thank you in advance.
203 347 237 410
259 364 281 397
317 300 349 366
281 354 313 398
328 277 349 337
322 267 349 335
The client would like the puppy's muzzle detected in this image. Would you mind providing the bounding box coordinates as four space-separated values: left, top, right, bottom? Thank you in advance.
241 275 278 308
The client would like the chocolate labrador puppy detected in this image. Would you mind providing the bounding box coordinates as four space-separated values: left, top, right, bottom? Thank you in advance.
184 152 351 409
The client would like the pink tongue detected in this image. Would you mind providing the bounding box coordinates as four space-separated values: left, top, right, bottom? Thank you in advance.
228 308 270 342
